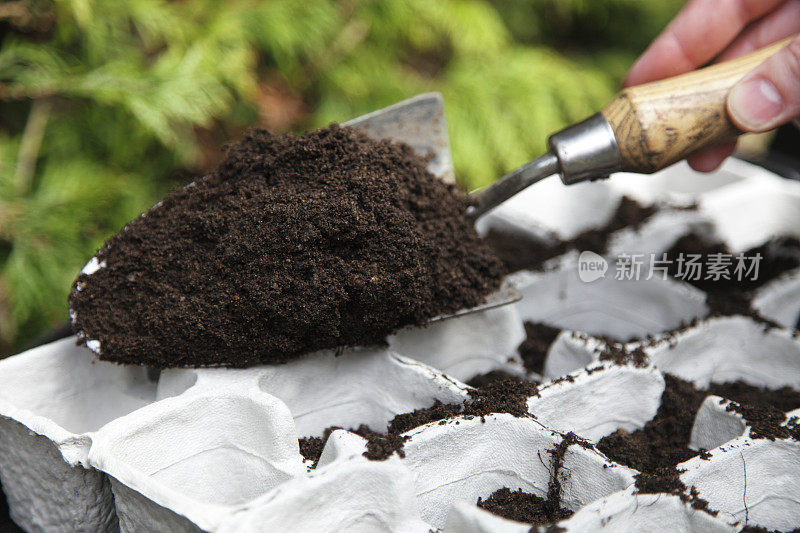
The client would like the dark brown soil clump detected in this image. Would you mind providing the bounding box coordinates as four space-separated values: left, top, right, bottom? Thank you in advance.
69 125 504 367
476 487 573 525
569 196 657 253
597 342 649 367
389 375 539 435
476 432 588 526
633 467 686 494
724 402 800 441
466 377 540 417
634 470 717 515
352 424 410 460
483 229 558 274
739 527 800 533
467 370 530 389
298 435 325 465
387 400 464 435
664 233 800 324
518 322 562 374
597 374 706 474
600 374 800 517
299 375 540 463
598 374 800 477
708 382 800 414
298 423 410 463
486 196 656 273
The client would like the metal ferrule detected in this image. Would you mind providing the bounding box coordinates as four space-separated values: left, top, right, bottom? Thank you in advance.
548 113 623 185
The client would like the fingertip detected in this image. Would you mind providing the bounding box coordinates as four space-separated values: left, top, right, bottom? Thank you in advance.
687 142 737 173
623 58 647 88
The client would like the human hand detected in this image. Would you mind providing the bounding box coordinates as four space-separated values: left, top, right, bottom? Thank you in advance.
624 0 800 172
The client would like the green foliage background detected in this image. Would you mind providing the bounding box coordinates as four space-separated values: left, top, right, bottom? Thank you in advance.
0 0 683 355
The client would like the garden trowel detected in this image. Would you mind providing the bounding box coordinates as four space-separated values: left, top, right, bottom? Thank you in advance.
469 36 794 219
346 36 794 322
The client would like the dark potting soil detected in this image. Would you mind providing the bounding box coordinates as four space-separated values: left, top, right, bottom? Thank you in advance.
597 374 706 474
298 435 325 466
69 125 504 367
740 526 800 533
664 233 800 324
352 425 410 461
596 341 649 367
724 402 800 441
598 374 800 477
633 469 717 515
517 321 562 375
707 381 800 414
298 423 411 464
476 488 573 525
466 370 532 389
485 196 656 273
476 432 588 526
299 376 540 463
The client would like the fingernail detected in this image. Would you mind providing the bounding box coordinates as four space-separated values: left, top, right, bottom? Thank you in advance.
728 78 783 131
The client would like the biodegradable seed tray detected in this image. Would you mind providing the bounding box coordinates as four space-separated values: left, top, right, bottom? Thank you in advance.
2 95 800 532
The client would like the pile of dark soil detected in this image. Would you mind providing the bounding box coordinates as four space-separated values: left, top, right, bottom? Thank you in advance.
486 196 656 273
517 321 562 374
598 374 800 477
466 370 530 389
476 432 588 526
476 487 573 525
740 525 800 533
69 125 503 367
634 469 717 515
597 341 649 367
664 233 800 324
298 423 411 466
597 374 706 473
707 382 800 414
299 376 540 463
298 434 326 466
724 401 800 441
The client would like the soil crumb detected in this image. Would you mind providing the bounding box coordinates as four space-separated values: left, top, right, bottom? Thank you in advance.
299 375 540 462
352 424 409 460
634 469 717 515
70 124 503 367
598 374 800 475
664 233 800 324
518 321 561 374
597 341 649 367
298 435 325 466
725 402 800 441
388 376 539 435
467 370 530 389
599 374 800 517
477 487 573 525
476 432 588 526
486 196 656 273
707 382 800 414
597 375 715 474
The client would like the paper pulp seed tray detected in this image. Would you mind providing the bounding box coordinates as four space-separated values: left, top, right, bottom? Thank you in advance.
2 95 799 532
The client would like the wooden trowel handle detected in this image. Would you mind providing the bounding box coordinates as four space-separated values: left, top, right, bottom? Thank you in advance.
601 36 795 174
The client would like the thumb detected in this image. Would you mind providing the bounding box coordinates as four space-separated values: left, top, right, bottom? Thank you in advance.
727 36 800 133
